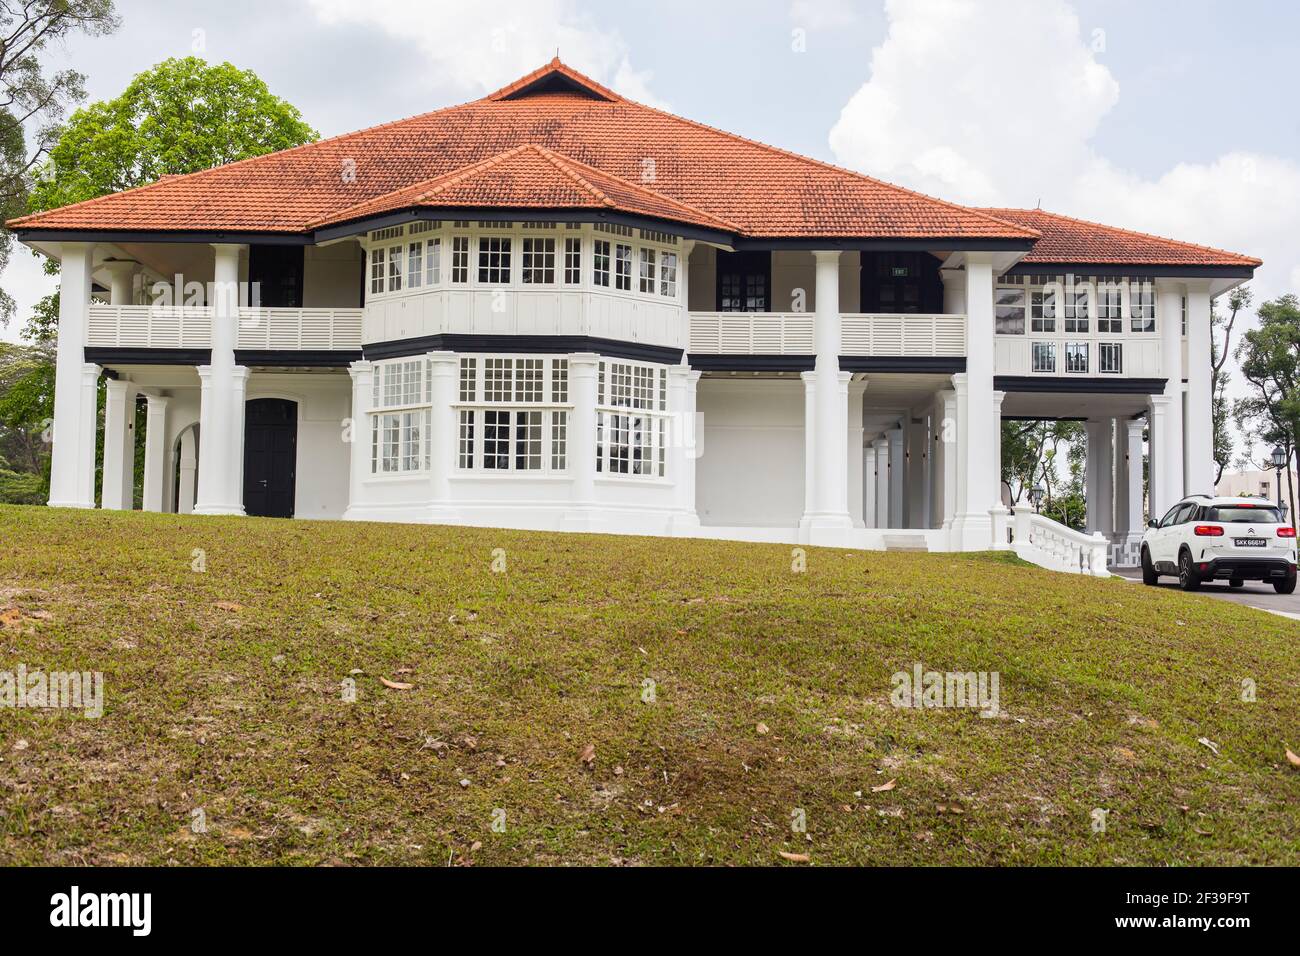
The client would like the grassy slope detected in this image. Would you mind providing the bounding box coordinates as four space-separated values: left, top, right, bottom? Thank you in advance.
0 505 1296 866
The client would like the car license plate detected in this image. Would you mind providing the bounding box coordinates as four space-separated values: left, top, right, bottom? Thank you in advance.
1234 537 1267 547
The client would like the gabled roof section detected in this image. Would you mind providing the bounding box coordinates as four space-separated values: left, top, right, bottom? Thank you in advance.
486 57 621 102
312 143 738 234
981 207 1262 269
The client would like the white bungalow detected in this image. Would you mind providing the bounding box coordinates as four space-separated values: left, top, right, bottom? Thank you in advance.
9 60 1259 573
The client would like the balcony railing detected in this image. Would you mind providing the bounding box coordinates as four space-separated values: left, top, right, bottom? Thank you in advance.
86 305 365 352
687 312 966 356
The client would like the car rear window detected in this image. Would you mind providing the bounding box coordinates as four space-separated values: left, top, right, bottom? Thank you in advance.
1205 506 1282 523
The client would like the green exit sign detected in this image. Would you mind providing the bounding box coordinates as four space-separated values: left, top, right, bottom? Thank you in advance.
891 266 910 277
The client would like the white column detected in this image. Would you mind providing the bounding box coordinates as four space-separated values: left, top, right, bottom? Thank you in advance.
951 255 997 549
920 414 933 529
1112 416 1128 542
863 443 877 529
1085 419 1114 536
343 360 373 520
104 260 137 306
872 437 890 529
1184 283 1214 496
801 371 816 518
938 387 957 528
427 351 459 522
887 426 905 528
847 376 867 528
194 243 248 515
940 268 967 315
1125 418 1146 544
141 395 170 512
1157 280 1185 509
100 378 137 511
48 243 98 508
669 366 702 532
906 416 927 528
988 390 1010 547
566 352 600 526
177 427 198 515
1148 394 1172 519
801 250 852 535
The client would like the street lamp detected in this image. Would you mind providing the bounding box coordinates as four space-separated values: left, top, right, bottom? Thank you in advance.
1030 484 1045 514
1270 446 1287 511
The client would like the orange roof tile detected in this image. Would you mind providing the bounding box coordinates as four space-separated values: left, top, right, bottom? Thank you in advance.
312 143 737 233
980 207 1261 269
9 60 1037 243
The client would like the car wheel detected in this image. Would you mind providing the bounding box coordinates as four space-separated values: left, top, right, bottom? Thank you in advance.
1140 546 1158 586
1229 577 1244 589
1178 550 1201 591
1273 572 1296 595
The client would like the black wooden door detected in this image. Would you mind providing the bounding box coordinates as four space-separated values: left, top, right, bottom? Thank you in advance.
715 251 771 312
244 398 297 518
860 252 943 314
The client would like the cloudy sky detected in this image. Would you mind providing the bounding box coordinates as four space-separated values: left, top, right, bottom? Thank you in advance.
5 0 1297 442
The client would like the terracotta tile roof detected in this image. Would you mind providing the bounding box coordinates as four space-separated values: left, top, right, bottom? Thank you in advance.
9 59 1037 243
311 142 738 233
980 207 1261 268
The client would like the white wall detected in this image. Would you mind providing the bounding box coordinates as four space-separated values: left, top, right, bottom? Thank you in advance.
695 378 804 527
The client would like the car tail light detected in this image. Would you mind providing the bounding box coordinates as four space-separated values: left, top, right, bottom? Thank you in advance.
1279 526 1296 538
1193 525 1224 536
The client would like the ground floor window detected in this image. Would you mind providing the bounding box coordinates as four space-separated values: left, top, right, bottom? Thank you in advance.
370 358 431 474
596 360 669 478
455 356 570 473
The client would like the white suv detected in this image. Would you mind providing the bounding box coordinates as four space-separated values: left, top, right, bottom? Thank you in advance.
1141 495 1297 592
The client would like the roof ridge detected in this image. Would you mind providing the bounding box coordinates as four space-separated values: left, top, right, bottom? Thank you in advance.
980 207 1261 266
529 144 614 207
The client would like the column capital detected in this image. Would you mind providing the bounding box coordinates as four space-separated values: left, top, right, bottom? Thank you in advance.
145 393 170 411
799 369 817 385
1149 393 1171 409
231 366 251 385
812 249 843 265
348 359 374 382
950 371 969 394
1127 417 1146 437
568 351 601 370
424 349 458 367
871 436 889 449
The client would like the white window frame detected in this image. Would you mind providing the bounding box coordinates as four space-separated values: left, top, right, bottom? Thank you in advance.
369 358 432 475
454 355 571 475
596 359 670 480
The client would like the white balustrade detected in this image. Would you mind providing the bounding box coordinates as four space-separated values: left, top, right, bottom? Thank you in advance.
687 311 965 356
1008 509 1110 577
86 305 364 352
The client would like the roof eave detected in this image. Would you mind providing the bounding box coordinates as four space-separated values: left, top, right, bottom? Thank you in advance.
1006 260 1258 278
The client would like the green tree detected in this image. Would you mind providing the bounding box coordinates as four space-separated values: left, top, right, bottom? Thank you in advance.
1001 418 1085 525
0 0 119 324
1235 294 1300 526
1210 286 1250 485
27 56 317 214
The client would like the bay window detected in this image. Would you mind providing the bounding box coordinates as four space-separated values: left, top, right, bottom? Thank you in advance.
596 360 668 478
369 358 431 474
456 356 570 473
521 237 556 284
615 243 633 291
478 237 512 284
995 288 1026 334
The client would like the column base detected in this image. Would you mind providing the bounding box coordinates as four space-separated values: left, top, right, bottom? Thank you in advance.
950 512 993 551
561 508 605 532
427 505 462 525
668 512 701 535
47 499 96 510
799 512 854 547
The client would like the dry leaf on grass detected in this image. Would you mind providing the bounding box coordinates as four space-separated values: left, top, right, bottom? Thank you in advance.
871 779 897 793
1286 749 1300 767
579 743 596 766
1197 737 1220 756
778 851 810 863
0 607 24 629
380 677 413 690
756 723 770 736
212 601 245 613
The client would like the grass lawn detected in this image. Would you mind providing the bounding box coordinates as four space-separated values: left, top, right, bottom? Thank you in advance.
0 504 1296 866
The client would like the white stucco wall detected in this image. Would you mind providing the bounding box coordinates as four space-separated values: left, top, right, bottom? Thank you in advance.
695 378 804 527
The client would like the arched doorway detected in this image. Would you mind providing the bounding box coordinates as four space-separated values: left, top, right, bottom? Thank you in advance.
243 398 298 518
172 423 200 514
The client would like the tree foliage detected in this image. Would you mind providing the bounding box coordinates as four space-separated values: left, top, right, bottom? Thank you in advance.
27 56 317 214
1234 293 1300 526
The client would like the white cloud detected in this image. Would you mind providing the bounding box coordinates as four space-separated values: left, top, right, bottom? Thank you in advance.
789 0 859 31
305 0 667 108
827 0 1300 312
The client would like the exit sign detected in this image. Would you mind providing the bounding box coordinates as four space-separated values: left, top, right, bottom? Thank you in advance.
891 266 910 277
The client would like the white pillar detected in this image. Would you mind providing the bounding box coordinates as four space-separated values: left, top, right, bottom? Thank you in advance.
48 243 99 508
1157 281 1185 509
873 437 890 529
951 254 997 549
1112 416 1128 541
887 426 905 528
668 366 702 533
847 376 867 528
100 378 137 510
940 268 967 315
1125 418 1146 544
1148 394 1172 519
177 427 198 515
1085 419 1114 536
194 243 248 516
343 360 373 520
906 416 927 528
801 250 852 535
566 352 600 526
863 443 877 529
1184 284 1214 496
801 371 816 518
104 260 137 306
919 414 933 529
427 351 459 522
141 395 170 512
938 387 957 528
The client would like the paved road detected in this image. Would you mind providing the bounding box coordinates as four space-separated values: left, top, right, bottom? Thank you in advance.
1114 567 1300 620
